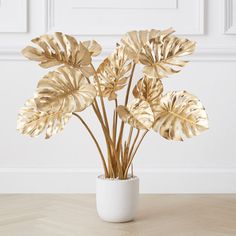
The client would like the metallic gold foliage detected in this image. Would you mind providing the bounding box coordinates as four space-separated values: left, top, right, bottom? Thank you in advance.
35 66 97 113
117 99 154 130
96 44 132 100
21 32 102 77
133 76 163 116
121 28 174 63
17 29 209 178
82 40 102 57
17 99 72 139
152 91 208 141
139 36 196 78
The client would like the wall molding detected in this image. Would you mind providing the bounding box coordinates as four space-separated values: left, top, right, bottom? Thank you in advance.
1 47 236 61
0 167 236 193
71 0 178 10
1 0 236 61
224 0 236 34
45 0 204 35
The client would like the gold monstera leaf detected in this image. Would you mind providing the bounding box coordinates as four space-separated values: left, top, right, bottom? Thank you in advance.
35 66 96 113
21 32 101 77
133 76 163 116
152 91 208 141
96 44 132 100
82 40 102 57
117 99 154 130
17 99 72 139
121 28 174 63
139 36 196 79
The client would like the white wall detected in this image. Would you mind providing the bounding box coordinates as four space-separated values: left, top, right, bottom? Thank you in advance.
0 0 236 193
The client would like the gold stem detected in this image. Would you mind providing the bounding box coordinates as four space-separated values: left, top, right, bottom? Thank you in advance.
113 98 124 178
75 66 114 177
112 111 116 145
124 130 148 178
90 63 116 177
128 129 140 163
122 126 133 170
86 77 112 157
126 127 133 149
90 63 110 135
85 76 106 127
116 63 136 162
73 112 109 178
115 98 118 108
113 99 118 146
131 163 133 178
122 141 127 172
85 76 108 134
125 63 136 106
92 102 115 177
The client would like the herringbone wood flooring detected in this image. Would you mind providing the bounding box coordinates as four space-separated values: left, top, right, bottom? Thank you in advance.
0 194 236 236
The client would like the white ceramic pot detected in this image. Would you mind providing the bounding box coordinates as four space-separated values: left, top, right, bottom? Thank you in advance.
96 175 139 223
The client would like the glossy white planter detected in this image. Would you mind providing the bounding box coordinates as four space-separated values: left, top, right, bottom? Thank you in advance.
96 175 139 223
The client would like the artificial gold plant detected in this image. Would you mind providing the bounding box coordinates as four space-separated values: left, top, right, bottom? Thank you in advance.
17 28 209 179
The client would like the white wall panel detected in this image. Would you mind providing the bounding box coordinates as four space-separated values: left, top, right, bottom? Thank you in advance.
47 0 204 35
0 0 27 32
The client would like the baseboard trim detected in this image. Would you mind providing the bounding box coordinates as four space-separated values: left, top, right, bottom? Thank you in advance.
1 168 236 193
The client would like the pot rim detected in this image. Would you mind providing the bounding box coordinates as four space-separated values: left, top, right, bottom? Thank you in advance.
97 174 139 182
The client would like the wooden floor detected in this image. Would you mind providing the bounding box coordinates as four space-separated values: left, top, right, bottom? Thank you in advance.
0 195 236 236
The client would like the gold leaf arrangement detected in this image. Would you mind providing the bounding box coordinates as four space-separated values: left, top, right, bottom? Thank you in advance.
152 91 208 141
35 66 96 113
133 76 163 117
17 28 209 179
17 99 72 139
139 36 196 78
21 32 101 77
117 99 154 130
121 28 174 63
96 44 132 100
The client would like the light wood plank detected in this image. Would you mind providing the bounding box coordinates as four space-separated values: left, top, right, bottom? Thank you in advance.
0 195 236 235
